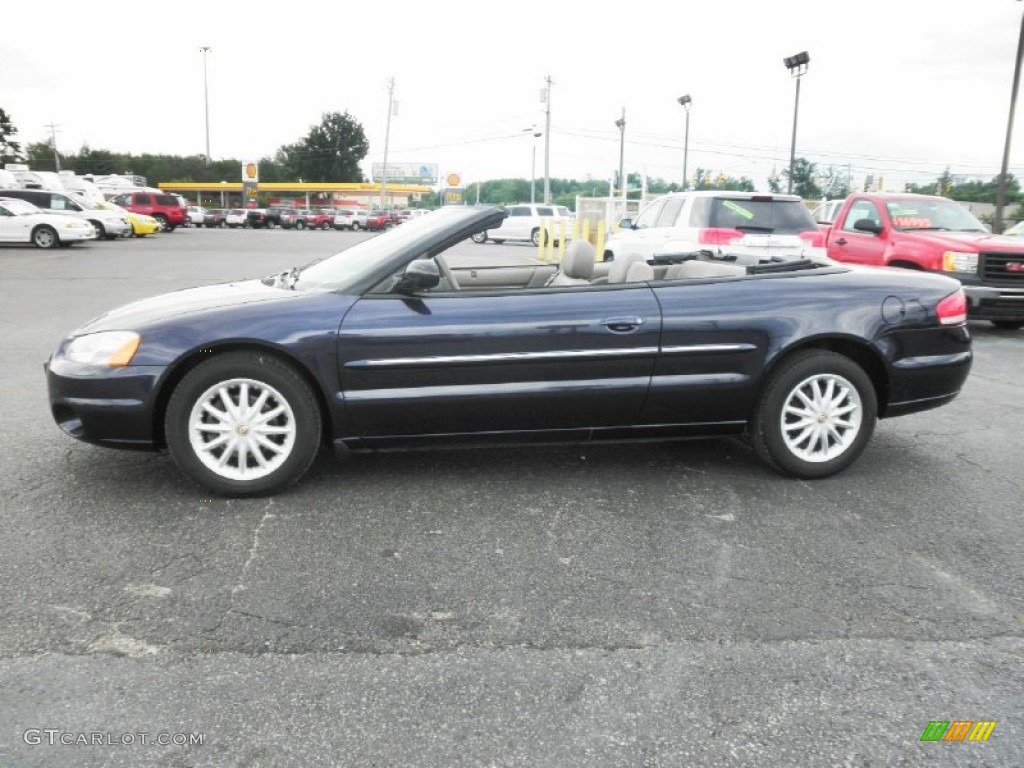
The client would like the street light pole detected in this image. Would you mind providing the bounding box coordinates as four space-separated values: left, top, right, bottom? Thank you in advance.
615 108 626 202
380 77 395 210
523 127 542 204
542 74 552 203
678 95 692 190
996 3 1024 232
200 47 211 166
783 51 810 195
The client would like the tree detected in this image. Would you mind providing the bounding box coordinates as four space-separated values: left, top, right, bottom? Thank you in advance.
276 111 369 182
781 158 821 199
816 165 850 199
0 108 22 164
766 169 782 193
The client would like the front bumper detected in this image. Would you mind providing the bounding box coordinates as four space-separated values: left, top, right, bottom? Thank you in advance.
46 358 167 449
962 284 1024 321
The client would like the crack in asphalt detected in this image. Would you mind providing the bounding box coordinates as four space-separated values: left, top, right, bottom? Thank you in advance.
2 632 1020 661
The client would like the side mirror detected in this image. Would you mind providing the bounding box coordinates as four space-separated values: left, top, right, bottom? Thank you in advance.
619 217 634 230
853 218 883 235
395 259 440 294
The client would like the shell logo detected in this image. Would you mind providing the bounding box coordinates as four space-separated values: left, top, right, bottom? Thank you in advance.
245 163 258 180
446 173 461 188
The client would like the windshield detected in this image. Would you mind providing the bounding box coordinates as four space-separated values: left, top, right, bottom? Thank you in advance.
884 198 987 232
297 206 481 291
703 197 817 234
1 199 42 215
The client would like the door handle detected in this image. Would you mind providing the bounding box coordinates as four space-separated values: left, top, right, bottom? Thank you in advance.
601 316 645 333
834 237 848 245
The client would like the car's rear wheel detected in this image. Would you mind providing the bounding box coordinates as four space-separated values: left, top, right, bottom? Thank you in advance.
991 320 1023 330
153 214 169 231
165 352 323 496
471 231 488 244
751 350 877 479
296 220 306 230
531 228 542 246
32 225 59 249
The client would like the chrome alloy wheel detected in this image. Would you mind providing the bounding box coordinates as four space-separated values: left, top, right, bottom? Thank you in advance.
187 378 297 481
780 373 862 463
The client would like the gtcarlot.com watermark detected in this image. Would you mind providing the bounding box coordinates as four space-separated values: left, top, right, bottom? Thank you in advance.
24 729 204 746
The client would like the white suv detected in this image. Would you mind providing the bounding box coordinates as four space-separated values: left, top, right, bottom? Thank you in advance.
332 208 368 230
471 203 574 246
604 191 824 264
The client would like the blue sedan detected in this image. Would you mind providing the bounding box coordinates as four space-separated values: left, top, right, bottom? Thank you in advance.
46 205 972 496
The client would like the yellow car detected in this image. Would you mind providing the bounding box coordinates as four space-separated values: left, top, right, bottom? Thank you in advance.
95 200 161 237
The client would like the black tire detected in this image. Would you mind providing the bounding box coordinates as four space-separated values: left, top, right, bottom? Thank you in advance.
165 351 323 496
32 225 59 249
321 222 331 230
530 228 542 247
991 320 1023 330
153 214 169 232
296 220 306 230
471 231 488 244
219 220 226 228
750 350 877 479
352 222 361 231
89 220 106 239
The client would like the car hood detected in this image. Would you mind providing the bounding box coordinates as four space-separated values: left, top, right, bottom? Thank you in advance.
75 279 305 334
896 230 1024 251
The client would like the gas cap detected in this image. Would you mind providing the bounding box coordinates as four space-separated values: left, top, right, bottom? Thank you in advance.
881 296 906 325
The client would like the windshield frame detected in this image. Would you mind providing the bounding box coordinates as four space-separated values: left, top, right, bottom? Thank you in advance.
295 206 506 294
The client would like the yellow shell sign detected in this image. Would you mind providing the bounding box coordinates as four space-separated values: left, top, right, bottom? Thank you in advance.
245 163 258 180
446 173 462 188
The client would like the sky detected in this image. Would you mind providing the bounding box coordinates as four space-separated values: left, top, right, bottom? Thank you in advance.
3 0 1023 193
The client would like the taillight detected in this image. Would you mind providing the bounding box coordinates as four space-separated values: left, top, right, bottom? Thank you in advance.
697 228 743 245
936 289 967 325
798 229 825 247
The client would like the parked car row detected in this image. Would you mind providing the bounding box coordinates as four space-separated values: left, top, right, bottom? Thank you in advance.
186 207 433 231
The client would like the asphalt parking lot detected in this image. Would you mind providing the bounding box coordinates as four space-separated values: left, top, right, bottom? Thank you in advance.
1 228 1021 767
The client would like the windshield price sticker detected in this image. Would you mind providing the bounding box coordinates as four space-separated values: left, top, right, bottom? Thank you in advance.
723 200 755 220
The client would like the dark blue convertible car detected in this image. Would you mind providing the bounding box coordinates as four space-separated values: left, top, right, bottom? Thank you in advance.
46 205 972 496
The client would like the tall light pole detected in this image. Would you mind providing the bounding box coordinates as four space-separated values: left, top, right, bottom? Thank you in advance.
44 122 61 171
783 51 810 195
523 127 542 204
677 94 692 190
379 77 396 209
199 47 211 166
542 74 552 203
996 2 1024 232
615 108 626 202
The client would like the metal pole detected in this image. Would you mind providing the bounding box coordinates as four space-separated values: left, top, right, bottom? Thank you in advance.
996 5 1024 232
380 77 395 210
617 108 626 202
531 141 537 204
543 75 552 204
200 47 211 166
788 76 801 194
683 108 690 191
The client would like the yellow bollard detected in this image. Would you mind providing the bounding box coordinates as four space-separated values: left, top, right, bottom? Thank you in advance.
595 220 606 262
557 220 567 261
537 220 547 261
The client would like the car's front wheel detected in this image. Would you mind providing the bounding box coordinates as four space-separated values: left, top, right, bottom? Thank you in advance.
751 350 877 479
165 352 323 496
32 225 59 249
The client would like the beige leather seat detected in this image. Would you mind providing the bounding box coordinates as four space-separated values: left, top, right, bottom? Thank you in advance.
547 241 596 286
624 262 655 282
665 260 746 279
606 252 647 283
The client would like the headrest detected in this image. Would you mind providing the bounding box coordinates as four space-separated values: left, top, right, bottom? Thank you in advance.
560 240 596 279
625 262 655 282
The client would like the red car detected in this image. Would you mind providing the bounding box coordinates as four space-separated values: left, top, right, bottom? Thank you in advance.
109 191 188 232
365 210 398 231
300 209 335 230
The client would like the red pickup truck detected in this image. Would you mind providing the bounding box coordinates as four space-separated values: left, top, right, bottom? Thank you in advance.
823 193 1024 329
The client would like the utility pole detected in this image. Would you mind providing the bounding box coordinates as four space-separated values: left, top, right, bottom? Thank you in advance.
996 2 1024 232
200 47 212 166
615 108 626 202
542 74 552 204
379 77 395 210
44 122 61 171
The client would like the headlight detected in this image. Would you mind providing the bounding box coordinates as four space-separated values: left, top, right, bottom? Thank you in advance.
942 251 978 273
64 331 141 367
